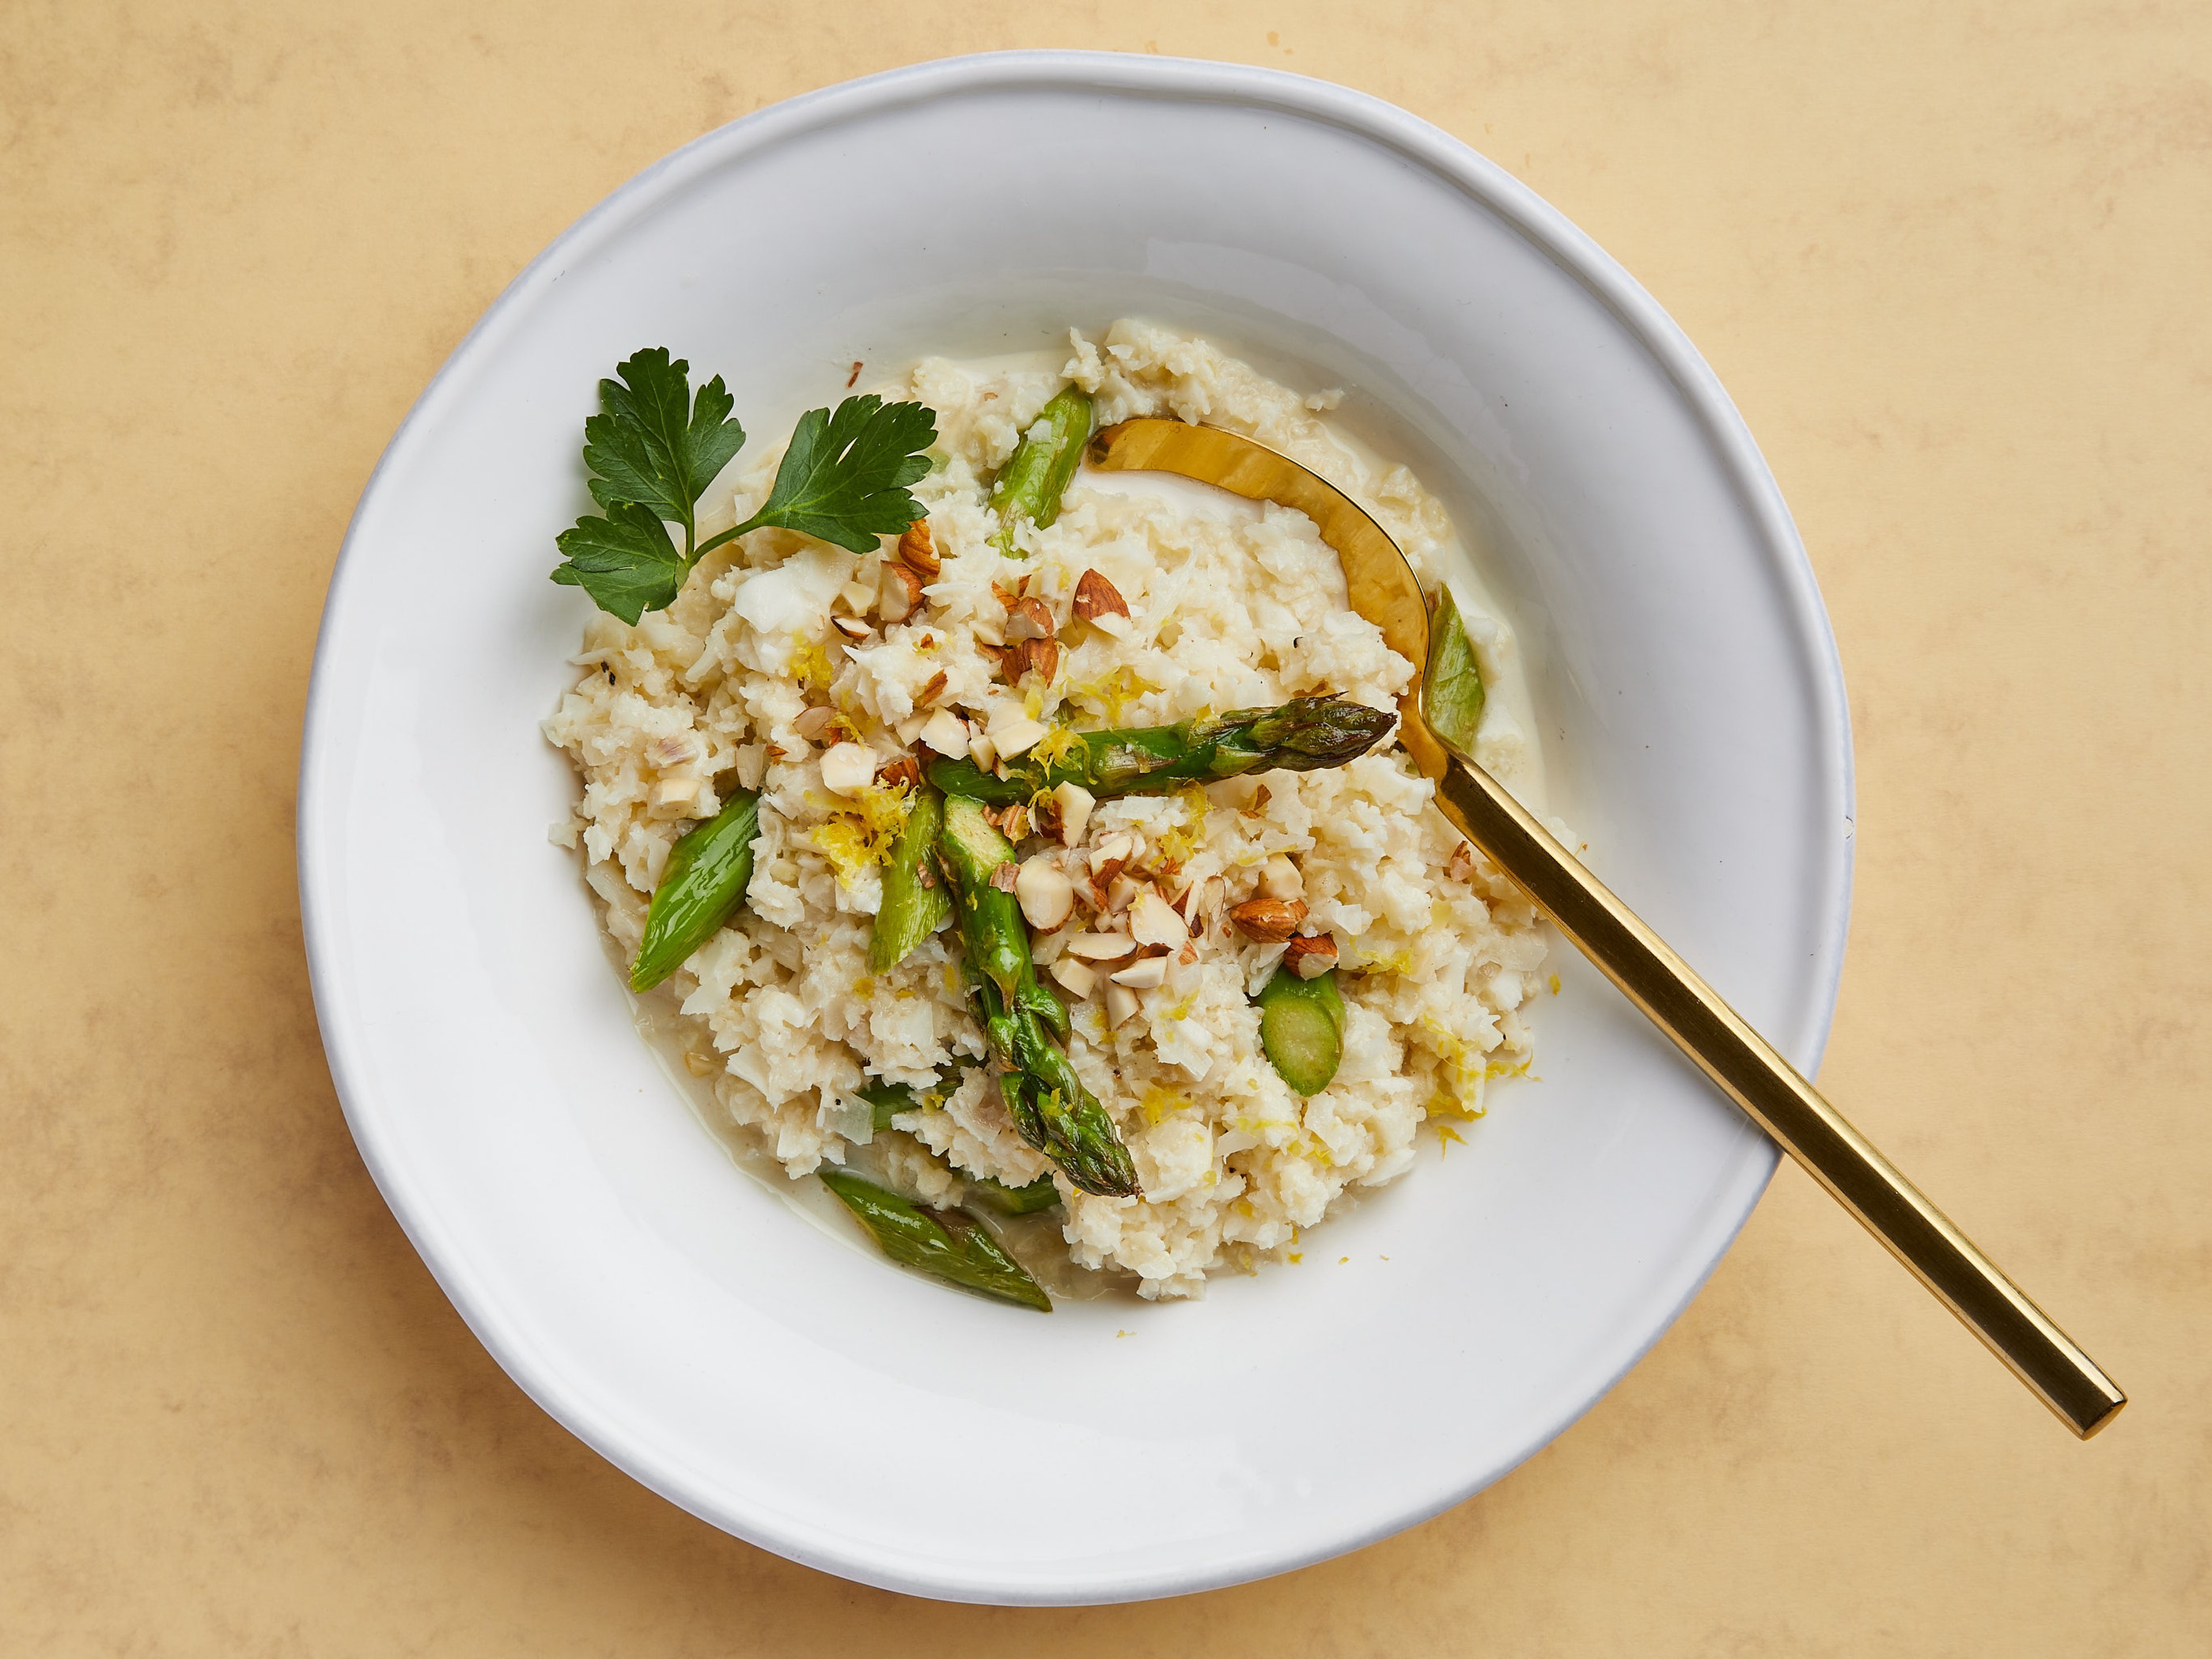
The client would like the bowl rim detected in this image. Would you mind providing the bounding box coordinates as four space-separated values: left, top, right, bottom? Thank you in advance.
298 47 1854 1604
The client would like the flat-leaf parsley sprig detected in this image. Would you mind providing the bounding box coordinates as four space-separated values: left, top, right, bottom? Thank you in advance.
551 349 938 623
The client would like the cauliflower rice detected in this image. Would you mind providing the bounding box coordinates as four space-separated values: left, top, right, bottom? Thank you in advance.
544 321 1552 1300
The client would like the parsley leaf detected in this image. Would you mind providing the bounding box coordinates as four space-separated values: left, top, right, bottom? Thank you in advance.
551 501 689 624
724 395 938 553
581 348 746 536
551 349 937 623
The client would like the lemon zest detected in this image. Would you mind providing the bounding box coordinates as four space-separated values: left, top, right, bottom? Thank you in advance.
787 638 835 691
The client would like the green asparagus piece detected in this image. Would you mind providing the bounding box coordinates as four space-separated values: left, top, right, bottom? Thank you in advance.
630 787 762 993
971 1173 1063 1215
818 1171 1052 1311
989 384 1093 553
937 796 1142 1197
1423 585 1487 756
926 695 1397 805
868 784 953 972
1256 965 1346 1096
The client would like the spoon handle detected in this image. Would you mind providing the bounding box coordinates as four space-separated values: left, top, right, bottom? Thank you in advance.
1431 749 2126 1438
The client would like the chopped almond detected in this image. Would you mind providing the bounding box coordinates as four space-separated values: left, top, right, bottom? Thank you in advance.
1230 897 1308 943
791 705 836 743
1071 568 1130 623
918 669 948 706
1005 596 1056 643
1109 956 1168 990
1015 858 1076 930
918 707 969 756
874 754 922 791
1284 933 1338 978
1257 854 1304 903
1063 931 1137 961
1048 957 1098 999
1014 638 1061 684
1447 841 1475 882
878 560 924 623
1104 984 1140 1029
896 518 940 577
1129 889 1190 948
988 862 1019 894
831 615 873 643
1050 782 1094 847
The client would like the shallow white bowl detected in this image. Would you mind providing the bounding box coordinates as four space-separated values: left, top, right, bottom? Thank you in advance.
300 51 1851 1604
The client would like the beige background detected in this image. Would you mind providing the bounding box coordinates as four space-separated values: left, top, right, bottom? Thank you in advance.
6 1 2208 1653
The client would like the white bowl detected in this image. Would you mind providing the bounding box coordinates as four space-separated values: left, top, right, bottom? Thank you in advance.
300 51 1851 1604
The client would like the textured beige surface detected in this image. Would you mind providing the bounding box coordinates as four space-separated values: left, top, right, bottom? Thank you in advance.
5 3 2208 1652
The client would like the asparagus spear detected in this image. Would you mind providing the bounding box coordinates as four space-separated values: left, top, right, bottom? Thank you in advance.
818 1171 1052 1311
868 783 953 972
630 787 762 992
925 695 1396 805
990 384 1093 554
937 796 1142 1197
1256 964 1346 1096
1422 585 1487 755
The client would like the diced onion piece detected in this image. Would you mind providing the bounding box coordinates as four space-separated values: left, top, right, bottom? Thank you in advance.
820 742 876 798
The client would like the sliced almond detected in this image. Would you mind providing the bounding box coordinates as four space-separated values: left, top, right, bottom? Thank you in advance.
874 755 922 791
791 705 837 743
878 560 924 624
831 615 873 643
1177 940 1199 965
1109 956 1168 990
968 731 998 770
1129 889 1190 948
1071 567 1130 624
1104 984 1141 1029
987 861 1019 894
1258 853 1305 903
918 669 949 706
896 518 940 577
1229 897 1308 943
1004 596 1056 643
836 578 877 615
1063 931 1137 961
1105 873 1142 915
1048 957 1098 999
1284 933 1339 978
1015 857 1077 930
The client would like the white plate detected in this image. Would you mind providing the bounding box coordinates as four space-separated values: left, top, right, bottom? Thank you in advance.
299 51 1851 1604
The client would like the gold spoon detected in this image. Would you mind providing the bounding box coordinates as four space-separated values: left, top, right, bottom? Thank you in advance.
1090 416 2124 1440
